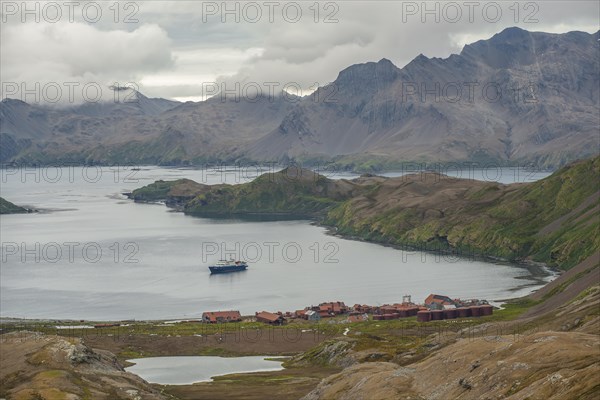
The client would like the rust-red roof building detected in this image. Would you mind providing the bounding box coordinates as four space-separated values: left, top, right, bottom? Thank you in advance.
353 304 373 313
202 311 242 323
319 301 348 315
374 305 397 315
424 294 456 307
256 311 285 325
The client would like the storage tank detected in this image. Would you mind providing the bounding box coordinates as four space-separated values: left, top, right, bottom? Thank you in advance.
443 309 457 319
470 306 482 317
373 314 384 321
392 313 401 320
383 314 394 320
430 310 444 321
457 308 471 318
417 310 431 322
398 309 408 318
481 305 493 316
408 307 420 316
381 307 395 315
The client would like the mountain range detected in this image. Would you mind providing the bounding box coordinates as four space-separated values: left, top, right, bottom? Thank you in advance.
1 27 598 169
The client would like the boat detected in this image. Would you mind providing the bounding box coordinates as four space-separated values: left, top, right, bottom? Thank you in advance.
208 259 248 274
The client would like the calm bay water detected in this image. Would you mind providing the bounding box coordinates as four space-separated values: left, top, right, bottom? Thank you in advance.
0 166 553 320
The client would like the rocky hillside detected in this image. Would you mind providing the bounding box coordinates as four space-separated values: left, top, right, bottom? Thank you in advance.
126 178 211 207
183 168 358 216
250 28 599 169
326 156 600 269
0 332 166 399
300 249 600 400
302 329 599 400
0 89 296 165
128 167 358 216
2 28 598 168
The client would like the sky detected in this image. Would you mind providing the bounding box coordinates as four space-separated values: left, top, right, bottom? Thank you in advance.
1 0 598 104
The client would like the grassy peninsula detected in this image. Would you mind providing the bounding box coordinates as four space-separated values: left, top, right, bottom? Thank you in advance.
129 156 599 270
325 156 599 270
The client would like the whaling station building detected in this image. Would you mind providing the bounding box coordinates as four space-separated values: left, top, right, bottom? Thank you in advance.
200 295 493 325
202 311 242 323
255 311 286 325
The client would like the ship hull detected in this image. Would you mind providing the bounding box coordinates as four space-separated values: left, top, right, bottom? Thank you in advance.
209 265 248 274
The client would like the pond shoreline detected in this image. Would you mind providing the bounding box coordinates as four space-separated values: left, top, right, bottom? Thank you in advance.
125 355 286 385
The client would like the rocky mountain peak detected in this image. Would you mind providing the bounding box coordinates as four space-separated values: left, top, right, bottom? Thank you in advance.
334 58 400 88
2 28 598 168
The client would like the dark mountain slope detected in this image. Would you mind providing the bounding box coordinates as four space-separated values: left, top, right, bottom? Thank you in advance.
2 28 598 168
249 28 599 168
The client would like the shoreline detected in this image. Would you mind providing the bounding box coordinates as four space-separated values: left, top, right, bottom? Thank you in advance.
0 211 558 323
318 223 559 283
0 162 557 175
129 195 559 281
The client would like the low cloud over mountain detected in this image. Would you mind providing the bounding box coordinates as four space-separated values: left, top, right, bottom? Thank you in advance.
1 28 598 168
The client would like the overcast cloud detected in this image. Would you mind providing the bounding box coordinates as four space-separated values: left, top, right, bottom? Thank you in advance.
1 0 598 104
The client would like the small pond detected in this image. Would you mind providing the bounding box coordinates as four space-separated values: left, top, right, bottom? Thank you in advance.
125 355 285 385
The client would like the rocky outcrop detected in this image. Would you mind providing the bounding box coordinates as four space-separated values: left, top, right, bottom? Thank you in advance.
302 279 600 400
302 331 600 400
289 340 358 369
0 332 166 399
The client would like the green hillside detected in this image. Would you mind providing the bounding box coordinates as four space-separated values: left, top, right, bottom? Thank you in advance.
326 157 599 270
128 179 208 202
184 168 355 216
131 156 599 270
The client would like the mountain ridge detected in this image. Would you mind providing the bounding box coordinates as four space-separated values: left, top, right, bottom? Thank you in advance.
2 28 598 169
247 27 599 168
